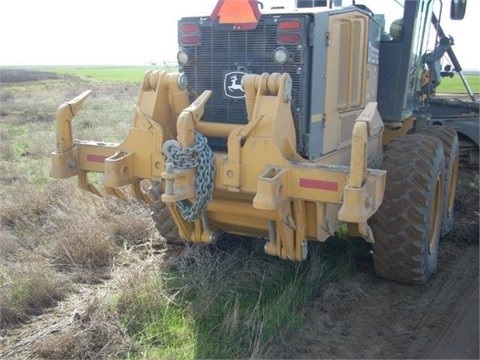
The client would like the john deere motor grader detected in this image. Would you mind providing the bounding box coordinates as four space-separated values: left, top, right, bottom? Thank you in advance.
50 0 473 284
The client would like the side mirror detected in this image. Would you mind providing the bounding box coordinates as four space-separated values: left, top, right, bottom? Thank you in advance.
450 0 467 20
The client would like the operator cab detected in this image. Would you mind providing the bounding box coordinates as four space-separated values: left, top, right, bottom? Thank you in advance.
356 0 467 124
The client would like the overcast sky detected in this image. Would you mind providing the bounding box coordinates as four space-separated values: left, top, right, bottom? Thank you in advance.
0 0 478 70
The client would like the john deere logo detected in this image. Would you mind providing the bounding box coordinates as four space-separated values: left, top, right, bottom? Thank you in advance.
224 71 246 99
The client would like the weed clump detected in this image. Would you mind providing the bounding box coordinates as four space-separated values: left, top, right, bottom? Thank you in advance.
0 265 66 329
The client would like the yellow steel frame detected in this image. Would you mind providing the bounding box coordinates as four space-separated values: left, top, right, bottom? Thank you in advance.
51 70 386 261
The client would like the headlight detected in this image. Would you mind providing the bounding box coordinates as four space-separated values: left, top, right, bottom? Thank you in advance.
272 47 290 65
177 50 190 65
176 73 188 90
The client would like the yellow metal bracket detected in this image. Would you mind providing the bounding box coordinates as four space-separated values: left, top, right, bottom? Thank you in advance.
50 90 92 179
264 199 308 261
103 150 135 188
253 166 288 210
338 103 386 242
222 114 263 191
50 71 192 204
221 72 296 191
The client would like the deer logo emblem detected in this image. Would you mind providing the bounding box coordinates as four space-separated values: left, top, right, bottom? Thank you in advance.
224 71 247 99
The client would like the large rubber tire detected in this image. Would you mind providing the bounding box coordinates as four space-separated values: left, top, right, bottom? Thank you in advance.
148 181 184 245
370 133 445 284
418 126 459 237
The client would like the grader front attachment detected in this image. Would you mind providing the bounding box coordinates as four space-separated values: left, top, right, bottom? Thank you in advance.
51 70 386 261
51 71 189 202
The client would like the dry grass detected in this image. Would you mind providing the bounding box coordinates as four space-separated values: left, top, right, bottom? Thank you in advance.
0 74 155 335
0 130 14 160
0 72 161 360
0 183 54 234
33 297 133 360
0 178 156 329
30 256 164 360
0 261 67 328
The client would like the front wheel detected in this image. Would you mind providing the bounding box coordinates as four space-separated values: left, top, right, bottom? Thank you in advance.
370 133 445 284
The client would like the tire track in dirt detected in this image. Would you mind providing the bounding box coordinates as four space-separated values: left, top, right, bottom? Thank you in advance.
414 243 479 359
275 239 479 359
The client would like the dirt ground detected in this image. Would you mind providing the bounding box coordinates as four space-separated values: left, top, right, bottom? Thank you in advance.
0 69 478 359
281 226 479 359
276 166 479 360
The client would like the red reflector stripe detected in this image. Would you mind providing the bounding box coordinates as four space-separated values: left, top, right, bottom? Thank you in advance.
87 154 108 163
299 178 338 191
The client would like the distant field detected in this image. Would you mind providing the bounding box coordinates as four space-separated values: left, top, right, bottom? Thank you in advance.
45 67 480 94
1 66 478 93
437 74 480 94
39 65 178 82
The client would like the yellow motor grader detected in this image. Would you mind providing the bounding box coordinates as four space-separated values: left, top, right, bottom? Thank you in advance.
51 0 474 284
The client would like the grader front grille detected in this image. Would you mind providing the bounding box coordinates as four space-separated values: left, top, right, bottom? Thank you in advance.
178 15 311 154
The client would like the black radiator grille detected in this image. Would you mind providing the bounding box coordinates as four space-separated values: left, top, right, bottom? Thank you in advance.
179 15 310 153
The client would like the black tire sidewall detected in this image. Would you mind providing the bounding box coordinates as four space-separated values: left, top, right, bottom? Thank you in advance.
371 134 445 284
418 127 459 237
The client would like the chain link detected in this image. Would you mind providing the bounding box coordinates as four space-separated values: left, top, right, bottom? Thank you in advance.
163 131 215 222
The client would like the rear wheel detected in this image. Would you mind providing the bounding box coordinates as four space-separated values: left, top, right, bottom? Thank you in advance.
418 126 459 237
148 181 183 245
370 134 445 284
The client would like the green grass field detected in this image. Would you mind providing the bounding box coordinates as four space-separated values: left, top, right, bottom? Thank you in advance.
39 65 177 82
31 66 480 93
436 73 480 94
